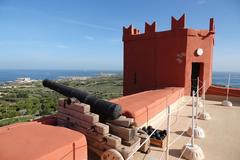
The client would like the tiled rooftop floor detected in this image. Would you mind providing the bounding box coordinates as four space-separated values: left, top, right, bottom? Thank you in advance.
134 99 240 160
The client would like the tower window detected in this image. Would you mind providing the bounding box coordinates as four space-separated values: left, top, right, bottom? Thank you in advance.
134 72 137 84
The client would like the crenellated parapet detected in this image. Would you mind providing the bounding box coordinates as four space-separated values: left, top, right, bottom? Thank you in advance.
145 22 157 34
123 14 215 41
123 25 140 36
122 22 157 40
171 14 185 30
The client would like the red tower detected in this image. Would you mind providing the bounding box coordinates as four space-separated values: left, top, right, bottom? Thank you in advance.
123 14 215 95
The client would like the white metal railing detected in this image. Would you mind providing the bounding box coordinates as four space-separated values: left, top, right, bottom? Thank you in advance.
127 78 206 160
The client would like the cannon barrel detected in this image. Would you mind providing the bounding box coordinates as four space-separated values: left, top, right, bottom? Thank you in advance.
42 79 122 120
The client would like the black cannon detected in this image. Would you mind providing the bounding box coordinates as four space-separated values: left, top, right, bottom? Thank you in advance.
42 79 122 120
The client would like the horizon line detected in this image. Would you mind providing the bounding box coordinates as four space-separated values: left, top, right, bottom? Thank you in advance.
0 68 238 73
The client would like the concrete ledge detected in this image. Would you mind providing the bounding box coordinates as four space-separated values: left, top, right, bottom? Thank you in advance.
139 96 190 128
111 87 185 126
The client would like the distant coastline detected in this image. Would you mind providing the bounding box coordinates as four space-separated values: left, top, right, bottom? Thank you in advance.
0 69 122 84
0 69 239 88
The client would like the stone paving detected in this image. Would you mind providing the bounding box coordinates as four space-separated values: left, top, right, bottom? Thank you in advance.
134 99 240 160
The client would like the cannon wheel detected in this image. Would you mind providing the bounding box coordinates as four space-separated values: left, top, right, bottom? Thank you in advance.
101 149 124 160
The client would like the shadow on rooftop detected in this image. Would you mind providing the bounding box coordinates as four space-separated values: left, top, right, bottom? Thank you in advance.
175 130 189 137
169 148 182 158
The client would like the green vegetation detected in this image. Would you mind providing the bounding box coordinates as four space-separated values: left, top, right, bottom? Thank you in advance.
0 75 123 126
0 115 34 127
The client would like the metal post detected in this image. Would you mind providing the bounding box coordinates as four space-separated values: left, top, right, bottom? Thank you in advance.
191 91 195 147
165 106 171 160
196 77 199 126
226 73 231 101
202 81 205 113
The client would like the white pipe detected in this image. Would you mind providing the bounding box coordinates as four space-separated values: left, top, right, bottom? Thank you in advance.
191 91 195 147
203 81 205 113
196 77 199 127
165 106 171 160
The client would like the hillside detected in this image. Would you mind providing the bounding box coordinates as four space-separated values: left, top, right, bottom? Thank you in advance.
0 75 123 126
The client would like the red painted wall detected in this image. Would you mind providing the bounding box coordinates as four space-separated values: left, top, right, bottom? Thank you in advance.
123 14 215 95
207 85 240 97
184 29 215 95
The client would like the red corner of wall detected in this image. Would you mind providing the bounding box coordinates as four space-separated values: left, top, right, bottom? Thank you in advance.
206 85 240 97
209 18 215 33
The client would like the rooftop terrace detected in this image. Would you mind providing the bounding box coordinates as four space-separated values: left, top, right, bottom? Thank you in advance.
133 98 240 160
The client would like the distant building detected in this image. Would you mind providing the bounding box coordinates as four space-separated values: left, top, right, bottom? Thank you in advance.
15 77 31 83
5 77 36 85
123 14 215 95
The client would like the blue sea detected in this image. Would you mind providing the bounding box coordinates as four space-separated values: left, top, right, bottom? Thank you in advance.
0 70 239 88
212 72 240 88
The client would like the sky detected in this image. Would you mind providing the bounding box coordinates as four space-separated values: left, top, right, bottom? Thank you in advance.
0 0 239 72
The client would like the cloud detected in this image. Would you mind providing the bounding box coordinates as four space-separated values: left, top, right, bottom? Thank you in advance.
84 36 94 41
0 6 119 32
197 0 206 5
55 45 70 49
61 18 119 32
0 40 71 49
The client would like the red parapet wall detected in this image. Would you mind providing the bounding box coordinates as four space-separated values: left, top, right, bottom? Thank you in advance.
206 85 240 97
0 122 87 160
111 87 184 126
